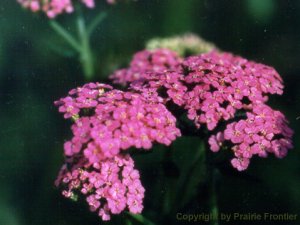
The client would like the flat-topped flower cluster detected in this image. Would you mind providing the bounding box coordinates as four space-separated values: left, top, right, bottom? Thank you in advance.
55 48 293 220
110 50 293 171
54 81 181 219
55 154 144 220
17 0 118 18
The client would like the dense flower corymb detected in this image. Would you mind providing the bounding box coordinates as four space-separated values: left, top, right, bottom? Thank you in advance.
54 83 181 162
55 82 181 220
17 0 119 18
181 51 284 129
178 52 293 169
129 51 293 170
211 104 293 171
55 154 145 220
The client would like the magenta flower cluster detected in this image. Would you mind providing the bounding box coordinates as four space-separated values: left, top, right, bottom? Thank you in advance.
110 50 293 171
211 104 293 170
56 49 293 220
54 82 181 219
55 154 145 220
17 0 117 18
55 82 181 160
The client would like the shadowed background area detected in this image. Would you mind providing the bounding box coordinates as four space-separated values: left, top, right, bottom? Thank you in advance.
0 0 299 225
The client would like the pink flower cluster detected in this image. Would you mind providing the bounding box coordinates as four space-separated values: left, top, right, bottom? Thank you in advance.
55 154 145 220
17 0 117 18
55 82 112 119
179 52 292 170
181 51 284 129
209 104 293 170
55 49 293 220
55 83 181 161
110 49 182 85
118 50 293 170
55 82 181 219
132 51 284 128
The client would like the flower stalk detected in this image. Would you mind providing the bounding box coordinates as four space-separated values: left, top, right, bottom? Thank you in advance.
209 167 219 225
77 15 94 80
127 213 156 225
49 12 107 80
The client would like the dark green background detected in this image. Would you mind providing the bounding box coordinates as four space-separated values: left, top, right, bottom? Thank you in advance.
0 0 299 225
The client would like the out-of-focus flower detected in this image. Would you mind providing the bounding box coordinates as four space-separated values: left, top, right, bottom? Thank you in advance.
55 154 145 220
109 49 182 85
17 0 121 18
146 33 217 57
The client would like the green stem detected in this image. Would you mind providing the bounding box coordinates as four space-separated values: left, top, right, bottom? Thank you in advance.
77 15 94 80
172 140 205 213
209 168 219 225
126 219 133 225
161 146 175 215
205 144 220 225
127 213 156 225
49 21 81 52
50 8 106 80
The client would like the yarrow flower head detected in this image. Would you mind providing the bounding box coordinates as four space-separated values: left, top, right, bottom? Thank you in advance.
17 0 121 18
180 51 284 129
55 154 145 220
129 51 293 170
54 82 181 220
211 104 293 171
109 49 182 85
55 82 181 162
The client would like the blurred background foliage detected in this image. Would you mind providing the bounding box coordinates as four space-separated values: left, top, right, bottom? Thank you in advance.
0 0 300 224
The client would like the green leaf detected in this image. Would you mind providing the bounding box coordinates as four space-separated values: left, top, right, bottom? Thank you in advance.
49 20 82 52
